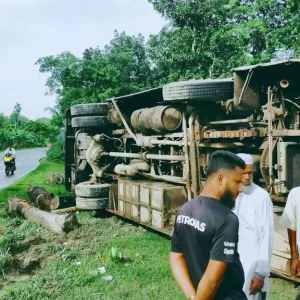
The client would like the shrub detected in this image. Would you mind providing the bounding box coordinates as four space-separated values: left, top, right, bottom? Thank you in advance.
46 141 64 163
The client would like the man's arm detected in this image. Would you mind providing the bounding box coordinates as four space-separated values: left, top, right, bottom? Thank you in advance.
288 229 300 276
195 260 227 300
170 252 196 299
280 189 299 276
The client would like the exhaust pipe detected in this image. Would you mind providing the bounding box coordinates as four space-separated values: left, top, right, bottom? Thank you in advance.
280 79 289 88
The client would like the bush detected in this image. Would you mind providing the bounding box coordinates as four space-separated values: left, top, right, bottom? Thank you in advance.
0 120 59 150
46 141 64 163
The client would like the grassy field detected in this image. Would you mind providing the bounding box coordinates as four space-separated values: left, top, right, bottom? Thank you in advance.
0 159 299 299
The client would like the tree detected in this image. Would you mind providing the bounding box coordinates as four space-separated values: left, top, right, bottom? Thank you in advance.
0 113 9 129
44 106 64 129
36 31 154 128
147 0 292 79
35 52 79 96
35 117 51 126
0 110 57 150
275 0 300 56
11 103 22 129
23 120 58 145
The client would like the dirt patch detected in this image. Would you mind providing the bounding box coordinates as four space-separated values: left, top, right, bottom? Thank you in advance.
5 274 32 282
5 255 40 275
2 236 48 281
10 236 46 255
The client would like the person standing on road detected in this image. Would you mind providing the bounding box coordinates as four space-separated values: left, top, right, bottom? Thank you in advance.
233 153 274 300
280 186 300 277
170 150 247 300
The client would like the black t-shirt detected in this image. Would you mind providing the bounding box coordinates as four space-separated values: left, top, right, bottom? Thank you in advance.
171 196 247 300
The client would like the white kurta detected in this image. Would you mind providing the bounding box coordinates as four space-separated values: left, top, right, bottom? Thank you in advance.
232 183 274 300
280 187 300 256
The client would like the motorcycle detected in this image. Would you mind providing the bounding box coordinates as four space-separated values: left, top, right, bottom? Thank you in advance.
3 153 15 175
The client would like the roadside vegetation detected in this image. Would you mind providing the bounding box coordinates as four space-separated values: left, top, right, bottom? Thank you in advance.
0 159 298 299
46 140 64 163
0 103 59 151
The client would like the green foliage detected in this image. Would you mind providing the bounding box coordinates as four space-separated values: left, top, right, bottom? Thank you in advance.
46 141 64 163
0 247 11 279
109 247 124 262
36 31 154 128
147 0 296 81
0 113 9 129
275 0 300 56
36 51 79 96
35 117 51 125
23 121 59 145
0 119 57 150
10 103 22 130
0 102 56 151
0 158 65 204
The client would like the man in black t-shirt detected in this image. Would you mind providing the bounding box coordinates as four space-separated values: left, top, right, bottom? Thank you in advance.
170 150 247 300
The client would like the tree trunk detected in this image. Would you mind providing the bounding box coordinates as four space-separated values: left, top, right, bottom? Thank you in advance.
9 196 79 234
27 186 59 211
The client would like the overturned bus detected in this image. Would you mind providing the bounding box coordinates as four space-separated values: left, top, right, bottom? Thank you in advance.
64 59 300 281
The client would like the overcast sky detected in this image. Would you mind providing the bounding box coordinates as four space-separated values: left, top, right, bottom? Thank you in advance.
0 0 166 120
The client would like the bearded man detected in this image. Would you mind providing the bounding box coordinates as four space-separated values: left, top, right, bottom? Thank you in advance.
232 153 274 300
170 150 247 300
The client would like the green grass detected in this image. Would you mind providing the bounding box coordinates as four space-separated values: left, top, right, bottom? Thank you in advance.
0 159 66 290
0 158 65 204
1 216 181 300
0 159 299 299
0 159 181 299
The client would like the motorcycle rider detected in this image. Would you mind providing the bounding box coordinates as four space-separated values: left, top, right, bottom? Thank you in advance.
4 145 16 170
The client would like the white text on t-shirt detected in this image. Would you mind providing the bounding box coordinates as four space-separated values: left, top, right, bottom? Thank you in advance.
176 215 206 232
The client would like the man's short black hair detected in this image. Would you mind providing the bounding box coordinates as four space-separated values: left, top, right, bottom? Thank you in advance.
206 150 246 178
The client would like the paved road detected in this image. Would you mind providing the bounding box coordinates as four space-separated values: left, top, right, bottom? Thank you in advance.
0 148 47 190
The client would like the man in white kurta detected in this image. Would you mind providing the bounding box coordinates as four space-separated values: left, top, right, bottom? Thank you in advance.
280 187 300 277
232 153 274 300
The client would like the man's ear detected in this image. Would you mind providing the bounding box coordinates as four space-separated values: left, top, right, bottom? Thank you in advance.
217 174 224 185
